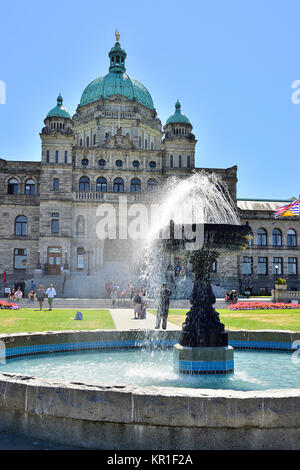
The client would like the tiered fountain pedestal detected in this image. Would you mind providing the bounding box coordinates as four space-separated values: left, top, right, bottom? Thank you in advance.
174 344 234 375
164 223 253 376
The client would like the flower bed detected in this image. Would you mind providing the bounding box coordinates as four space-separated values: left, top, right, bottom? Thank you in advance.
227 301 300 310
0 300 19 310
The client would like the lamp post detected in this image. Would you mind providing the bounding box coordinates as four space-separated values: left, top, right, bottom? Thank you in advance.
275 264 279 278
64 251 69 270
36 251 41 269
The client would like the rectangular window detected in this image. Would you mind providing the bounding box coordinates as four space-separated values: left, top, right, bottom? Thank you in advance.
14 248 27 270
187 155 191 168
272 257 283 275
77 248 85 269
170 155 173 168
258 257 268 275
51 213 59 234
288 257 297 275
55 150 59 163
242 256 253 275
46 150 50 163
53 178 59 191
178 155 182 168
64 151 68 164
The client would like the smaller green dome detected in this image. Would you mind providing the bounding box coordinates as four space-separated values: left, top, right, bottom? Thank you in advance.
47 94 72 119
166 100 190 125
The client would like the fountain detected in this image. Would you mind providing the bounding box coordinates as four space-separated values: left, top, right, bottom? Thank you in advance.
141 171 253 374
166 222 252 374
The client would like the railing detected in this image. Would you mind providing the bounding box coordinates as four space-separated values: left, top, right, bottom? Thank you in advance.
246 244 299 250
74 191 159 203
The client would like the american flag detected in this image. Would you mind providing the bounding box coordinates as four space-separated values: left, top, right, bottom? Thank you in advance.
274 199 300 218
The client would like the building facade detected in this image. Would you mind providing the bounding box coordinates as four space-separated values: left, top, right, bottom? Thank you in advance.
0 33 299 296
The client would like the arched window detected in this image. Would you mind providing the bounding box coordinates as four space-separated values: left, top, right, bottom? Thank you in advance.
272 228 282 246
113 178 124 192
115 160 123 167
81 158 89 167
80 139 83 147
130 178 141 192
15 215 28 236
149 161 156 168
25 179 35 195
147 178 158 192
287 229 297 247
257 228 267 246
93 134 96 145
86 136 89 147
99 159 106 167
96 177 107 192
79 176 90 191
132 160 140 168
7 178 19 195
76 216 85 236
145 139 148 149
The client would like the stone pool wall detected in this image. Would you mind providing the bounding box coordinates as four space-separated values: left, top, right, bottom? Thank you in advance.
0 329 299 450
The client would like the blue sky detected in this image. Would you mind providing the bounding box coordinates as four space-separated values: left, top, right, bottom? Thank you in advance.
1 0 300 200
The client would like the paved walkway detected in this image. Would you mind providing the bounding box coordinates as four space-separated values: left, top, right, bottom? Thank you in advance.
109 308 180 330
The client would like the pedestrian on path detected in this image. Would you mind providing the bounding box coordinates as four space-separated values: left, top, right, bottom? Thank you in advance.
46 284 56 310
37 285 46 311
155 283 171 330
111 288 118 307
132 289 142 319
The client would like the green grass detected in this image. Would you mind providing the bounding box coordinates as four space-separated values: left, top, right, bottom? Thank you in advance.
148 308 300 331
0 308 115 334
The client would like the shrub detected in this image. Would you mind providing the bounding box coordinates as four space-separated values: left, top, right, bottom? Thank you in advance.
275 278 286 285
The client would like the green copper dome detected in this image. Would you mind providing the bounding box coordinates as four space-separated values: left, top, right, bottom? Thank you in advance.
166 100 190 125
80 35 154 110
47 94 72 119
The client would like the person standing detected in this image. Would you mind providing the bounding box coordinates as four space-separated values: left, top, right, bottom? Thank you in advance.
110 287 118 307
155 283 171 330
31 279 36 292
140 287 148 319
132 289 142 319
46 283 56 310
37 285 46 311
105 281 111 299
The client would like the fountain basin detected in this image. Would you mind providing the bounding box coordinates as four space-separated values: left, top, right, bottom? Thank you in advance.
173 344 234 374
0 329 299 449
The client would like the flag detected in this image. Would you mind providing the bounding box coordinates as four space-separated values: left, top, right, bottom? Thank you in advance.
274 199 300 218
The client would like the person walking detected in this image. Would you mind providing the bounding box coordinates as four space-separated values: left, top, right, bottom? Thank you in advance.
37 285 46 311
155 283 171 330
46 283 56 310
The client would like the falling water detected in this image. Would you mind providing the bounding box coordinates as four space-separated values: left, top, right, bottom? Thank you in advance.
138 171 240 298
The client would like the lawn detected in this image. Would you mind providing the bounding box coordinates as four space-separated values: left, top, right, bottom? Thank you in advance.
149 309 300 331
0 308 115 334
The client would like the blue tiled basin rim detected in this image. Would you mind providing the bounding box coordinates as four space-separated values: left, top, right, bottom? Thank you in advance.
0 330 299 361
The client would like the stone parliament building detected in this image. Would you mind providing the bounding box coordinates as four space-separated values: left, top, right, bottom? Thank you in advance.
0 33 299 297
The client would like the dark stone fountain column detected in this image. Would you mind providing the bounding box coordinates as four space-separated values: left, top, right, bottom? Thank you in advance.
174 250 234 374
